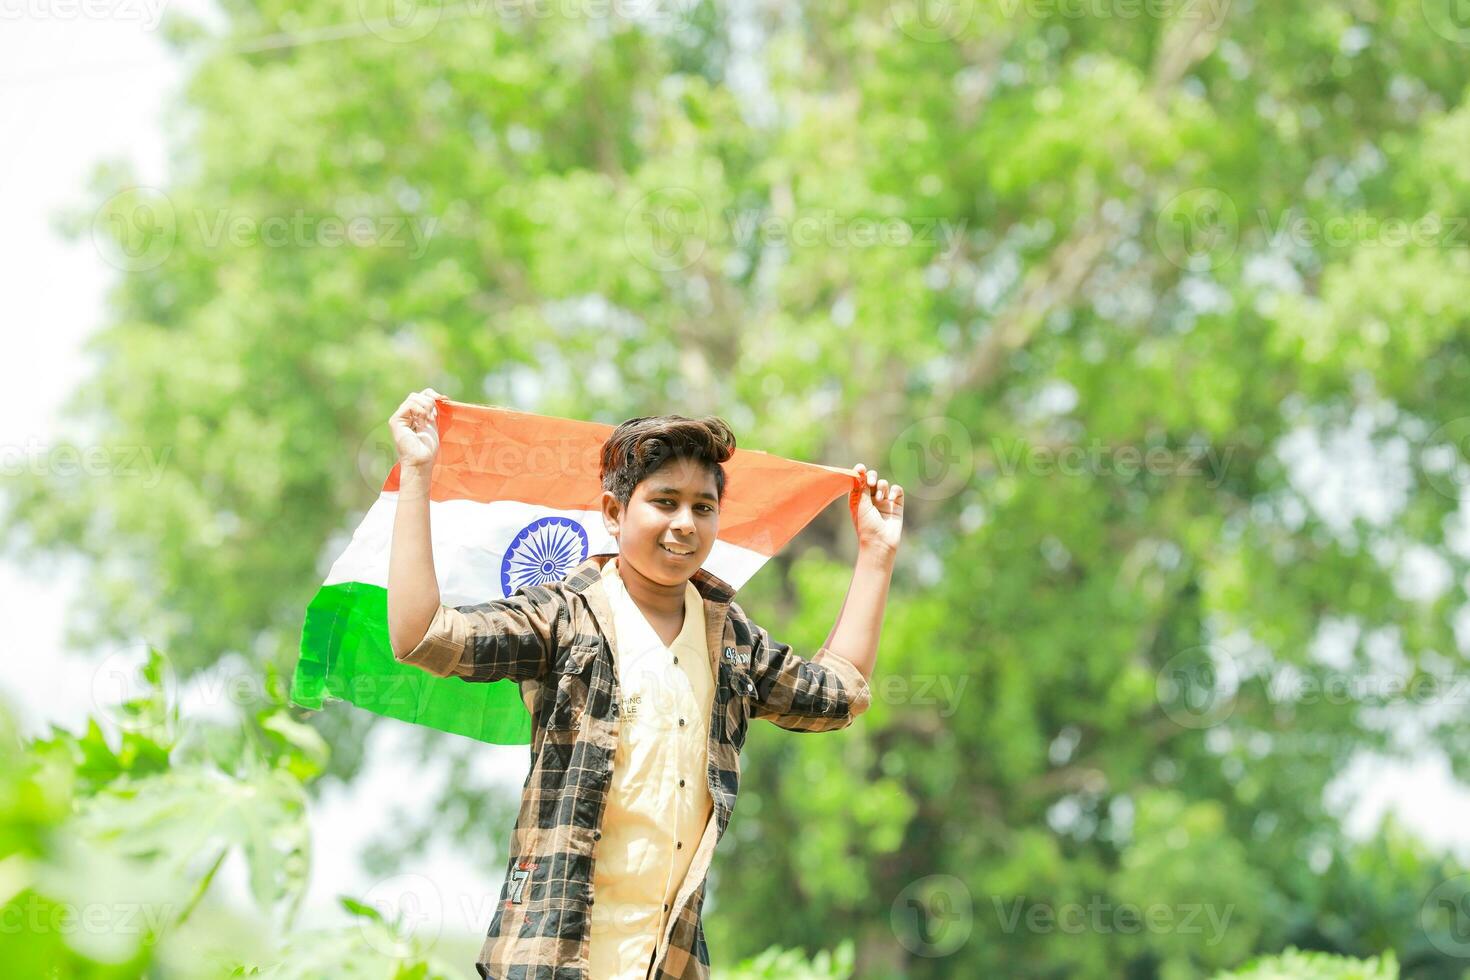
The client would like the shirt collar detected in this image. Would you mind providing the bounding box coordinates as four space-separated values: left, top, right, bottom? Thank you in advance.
563 553 736 606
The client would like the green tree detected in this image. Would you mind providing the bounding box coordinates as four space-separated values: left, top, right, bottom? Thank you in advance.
8 0 1470 975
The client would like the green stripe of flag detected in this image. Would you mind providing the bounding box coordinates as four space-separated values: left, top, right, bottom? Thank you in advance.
290 582 532 745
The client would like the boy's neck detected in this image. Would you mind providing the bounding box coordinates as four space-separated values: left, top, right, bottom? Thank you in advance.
613 554 688 620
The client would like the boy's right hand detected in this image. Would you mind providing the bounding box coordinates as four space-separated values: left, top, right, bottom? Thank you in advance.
390 388 445 470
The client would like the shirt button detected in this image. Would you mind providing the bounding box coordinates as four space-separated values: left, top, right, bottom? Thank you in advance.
664 903 670 911
678 718 685 726
593 830 601 840
676 841 683 849
678 779 685 787
672 656 678 664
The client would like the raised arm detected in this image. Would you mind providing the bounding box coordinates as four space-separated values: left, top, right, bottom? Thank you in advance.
386 388 446 658
819 544 896 682
384 388 558 683
743 462 904 730
821 461 903 680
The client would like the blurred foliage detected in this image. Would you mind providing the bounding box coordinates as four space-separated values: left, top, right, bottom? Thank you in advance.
716 939 855 978
1213 947 1400 979
0 653 857 976
0 649 420 977
6 0 1470 975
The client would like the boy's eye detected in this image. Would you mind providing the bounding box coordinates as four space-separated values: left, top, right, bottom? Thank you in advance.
656 499 715 513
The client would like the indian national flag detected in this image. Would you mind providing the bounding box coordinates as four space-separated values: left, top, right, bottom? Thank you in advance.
289 399 855 745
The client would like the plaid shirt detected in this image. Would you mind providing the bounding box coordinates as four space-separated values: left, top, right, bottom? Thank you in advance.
396 553 872 979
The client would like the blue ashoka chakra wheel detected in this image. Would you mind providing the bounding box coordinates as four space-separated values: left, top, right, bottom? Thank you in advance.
501 517 590 595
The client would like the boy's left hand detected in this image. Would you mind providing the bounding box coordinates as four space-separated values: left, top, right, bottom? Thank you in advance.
850 462 904 556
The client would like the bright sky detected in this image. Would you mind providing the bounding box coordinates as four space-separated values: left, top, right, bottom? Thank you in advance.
1 2 1468 953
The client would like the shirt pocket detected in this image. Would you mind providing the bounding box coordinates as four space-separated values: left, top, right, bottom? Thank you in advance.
544 641 602 731
720 659 757 749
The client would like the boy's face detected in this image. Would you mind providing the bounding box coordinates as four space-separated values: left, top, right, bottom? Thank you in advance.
602 457 720 586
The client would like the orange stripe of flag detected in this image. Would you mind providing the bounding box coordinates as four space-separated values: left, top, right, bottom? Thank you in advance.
381 400 855 557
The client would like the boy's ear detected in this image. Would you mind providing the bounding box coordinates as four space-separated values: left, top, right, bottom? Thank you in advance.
600 489 621 536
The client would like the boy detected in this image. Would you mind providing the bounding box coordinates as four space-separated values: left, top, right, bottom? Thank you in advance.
384 387 904 979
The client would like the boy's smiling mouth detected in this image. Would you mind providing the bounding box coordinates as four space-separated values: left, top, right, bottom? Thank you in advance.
659 542 696 558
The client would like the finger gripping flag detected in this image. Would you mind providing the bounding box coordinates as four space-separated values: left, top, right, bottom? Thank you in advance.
289 399 853 745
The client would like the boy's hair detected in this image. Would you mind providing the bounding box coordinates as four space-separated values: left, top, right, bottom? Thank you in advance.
599 415 737 510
